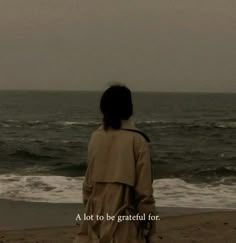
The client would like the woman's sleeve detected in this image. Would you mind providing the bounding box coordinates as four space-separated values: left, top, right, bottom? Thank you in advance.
134 141 156 216
82 137 93 206
134 141 159 241
82 167 93 206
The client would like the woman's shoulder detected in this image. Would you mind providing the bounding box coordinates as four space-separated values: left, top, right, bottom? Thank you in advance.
91 121 150 141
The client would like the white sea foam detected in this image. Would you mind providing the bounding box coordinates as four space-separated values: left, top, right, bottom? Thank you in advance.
0 174 235 209
55 121 100 126
154 178 236 209
215 121 236 129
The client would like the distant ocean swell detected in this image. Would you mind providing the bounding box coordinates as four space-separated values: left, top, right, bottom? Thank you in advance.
0 119 236 129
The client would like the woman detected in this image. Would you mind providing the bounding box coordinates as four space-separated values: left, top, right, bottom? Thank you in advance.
73 85 158 243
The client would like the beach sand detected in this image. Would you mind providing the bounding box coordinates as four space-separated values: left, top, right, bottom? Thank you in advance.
0 199 235 242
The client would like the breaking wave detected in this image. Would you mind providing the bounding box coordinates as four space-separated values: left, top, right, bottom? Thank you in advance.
0 175 235 209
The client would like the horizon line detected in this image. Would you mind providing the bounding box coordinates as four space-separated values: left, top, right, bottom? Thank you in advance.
0 89 235 94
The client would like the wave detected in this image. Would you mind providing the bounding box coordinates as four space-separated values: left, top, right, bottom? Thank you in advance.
137 120 236 129
10 149 56 160
154 178 236 209
0 120 101 129
214 121 236 129
51 164 87 177
194 167 236 177
187 121 236 129
1 119 236 129
0 175 235 209
55 121 100 126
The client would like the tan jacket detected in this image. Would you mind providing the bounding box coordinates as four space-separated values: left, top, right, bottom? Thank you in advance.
73 119 158 243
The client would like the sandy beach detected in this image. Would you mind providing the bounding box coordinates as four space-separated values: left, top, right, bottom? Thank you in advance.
0 199 235 242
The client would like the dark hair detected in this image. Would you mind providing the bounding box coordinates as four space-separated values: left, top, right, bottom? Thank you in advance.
100 85 133 130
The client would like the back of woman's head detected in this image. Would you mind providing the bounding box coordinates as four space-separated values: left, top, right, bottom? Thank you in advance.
100 85 133 130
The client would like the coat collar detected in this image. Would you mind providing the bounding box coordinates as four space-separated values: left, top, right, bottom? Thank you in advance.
120 119 137 129
97 118 138 130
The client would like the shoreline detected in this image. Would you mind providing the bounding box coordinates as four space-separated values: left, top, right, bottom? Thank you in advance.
0 199 236 242
0 198 234 230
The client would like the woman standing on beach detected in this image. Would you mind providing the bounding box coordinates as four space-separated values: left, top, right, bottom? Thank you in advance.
73 85 158 243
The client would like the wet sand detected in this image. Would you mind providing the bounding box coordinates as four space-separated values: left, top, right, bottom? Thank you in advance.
0 199 235 242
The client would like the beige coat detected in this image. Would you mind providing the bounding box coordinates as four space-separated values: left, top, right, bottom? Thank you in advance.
73 119 158 243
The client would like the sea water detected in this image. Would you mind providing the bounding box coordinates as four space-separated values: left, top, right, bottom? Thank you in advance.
0 91 235 208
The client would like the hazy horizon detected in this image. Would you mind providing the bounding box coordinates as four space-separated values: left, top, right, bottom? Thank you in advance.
0 0 235 93
1 88 236 94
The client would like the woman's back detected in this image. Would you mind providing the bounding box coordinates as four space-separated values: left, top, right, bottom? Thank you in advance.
75 120 157 243
88 119 147 186
73 85 158 243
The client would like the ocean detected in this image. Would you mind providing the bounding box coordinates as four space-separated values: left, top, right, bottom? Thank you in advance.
0 91 235 209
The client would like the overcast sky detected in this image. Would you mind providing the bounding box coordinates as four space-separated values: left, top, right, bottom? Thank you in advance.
0 0 235 92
